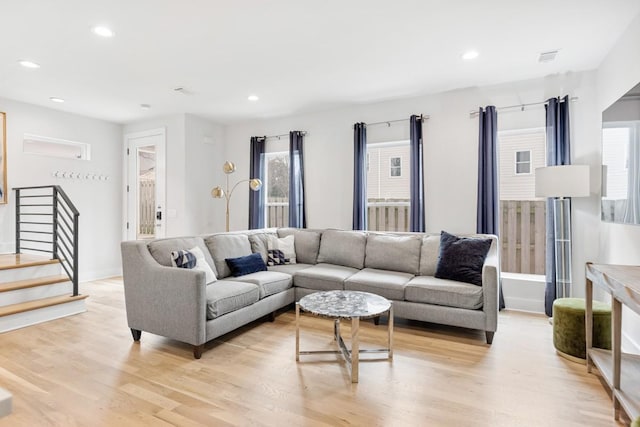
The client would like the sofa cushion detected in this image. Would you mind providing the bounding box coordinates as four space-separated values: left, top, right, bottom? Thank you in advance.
278 228 322 264
268 263 314 275
225 271 292 299
344 268 413 301
419 235 441 276
248 232 277 263
293 263 359 291
205 234 253 279
405 276 483 310
225 253 268 277
434 231 492 286
316 230 366 269
171 246 217 284
365 233 422 275
267 235 297 265
205 280 260 320
148 237 217 276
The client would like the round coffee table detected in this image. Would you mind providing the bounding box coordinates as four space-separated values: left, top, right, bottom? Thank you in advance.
295 290 393 383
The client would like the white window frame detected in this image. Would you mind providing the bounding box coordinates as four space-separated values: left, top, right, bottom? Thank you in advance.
514 150 532 175
389 156 402 178
263 151 289 226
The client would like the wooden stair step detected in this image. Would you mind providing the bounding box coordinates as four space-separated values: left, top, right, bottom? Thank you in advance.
0 275 70 293
0 254 59 271
0 294 88 317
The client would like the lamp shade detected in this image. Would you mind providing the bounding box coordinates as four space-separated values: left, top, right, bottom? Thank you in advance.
211 186 225 198
535 165 590 198
249 178 262 191
223 161 236 174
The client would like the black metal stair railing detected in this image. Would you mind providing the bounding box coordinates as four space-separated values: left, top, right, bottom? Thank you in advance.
13 185 79 296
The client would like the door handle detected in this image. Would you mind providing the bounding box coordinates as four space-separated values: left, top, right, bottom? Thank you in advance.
156 211 162 220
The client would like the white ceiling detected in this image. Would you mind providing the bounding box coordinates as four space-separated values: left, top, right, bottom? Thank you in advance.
1 0 639 124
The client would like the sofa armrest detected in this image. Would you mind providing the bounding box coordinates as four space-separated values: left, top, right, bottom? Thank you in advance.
121 241 207 346
481 236 500 332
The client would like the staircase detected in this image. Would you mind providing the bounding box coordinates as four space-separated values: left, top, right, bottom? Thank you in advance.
0 254 87 332
0 186 87 333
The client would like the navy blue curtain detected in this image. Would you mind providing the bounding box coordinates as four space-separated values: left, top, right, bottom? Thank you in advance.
477 106 499 234
352 123 367 230
409 115 425 232
544 96 571 316
289 131 306 228
476 106 504 309
248 136 265 229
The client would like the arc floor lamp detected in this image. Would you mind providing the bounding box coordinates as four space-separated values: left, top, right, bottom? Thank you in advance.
211 161 262 232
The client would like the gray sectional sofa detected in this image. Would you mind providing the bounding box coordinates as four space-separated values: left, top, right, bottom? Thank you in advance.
121 228 499 359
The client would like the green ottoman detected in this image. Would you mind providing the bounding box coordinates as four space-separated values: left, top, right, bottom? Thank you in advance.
553 298 611 363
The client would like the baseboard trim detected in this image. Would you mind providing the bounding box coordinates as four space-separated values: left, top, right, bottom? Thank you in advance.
79 269 122 283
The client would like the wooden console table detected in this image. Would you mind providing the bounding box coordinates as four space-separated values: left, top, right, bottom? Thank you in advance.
585 263 640 422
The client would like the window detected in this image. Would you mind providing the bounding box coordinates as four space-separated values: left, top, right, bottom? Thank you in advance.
515 150 531 175
366 141 410 232
23 134 91 160
390 157 402 177
497 128 546 275
264 152 289 227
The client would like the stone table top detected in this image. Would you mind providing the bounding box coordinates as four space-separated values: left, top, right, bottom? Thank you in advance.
298 290 391 319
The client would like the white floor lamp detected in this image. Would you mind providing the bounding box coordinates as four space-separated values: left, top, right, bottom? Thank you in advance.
535 165 590 299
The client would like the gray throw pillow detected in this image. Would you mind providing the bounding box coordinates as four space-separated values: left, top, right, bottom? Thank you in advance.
434 231 492 286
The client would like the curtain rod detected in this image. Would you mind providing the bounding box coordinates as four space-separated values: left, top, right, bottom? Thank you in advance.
358 114 430 128
256 131 308 141
469 97 578 118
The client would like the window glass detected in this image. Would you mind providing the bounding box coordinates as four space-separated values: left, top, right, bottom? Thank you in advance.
497 129 546 275
366 141 410 232
264 152 289 227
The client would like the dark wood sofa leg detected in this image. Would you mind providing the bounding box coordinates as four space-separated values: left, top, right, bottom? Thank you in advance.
193 345 204 359
373 316 380 326
131 329 142 341
268 311 276 322
485 331 495 345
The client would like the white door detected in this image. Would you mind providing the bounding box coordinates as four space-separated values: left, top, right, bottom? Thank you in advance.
125 129 166 240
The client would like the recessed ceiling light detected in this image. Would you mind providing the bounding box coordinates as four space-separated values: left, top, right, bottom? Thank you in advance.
92 26 114 38
462 50 479 60
49 97 65 103
248 95 259 102
19 60 40 69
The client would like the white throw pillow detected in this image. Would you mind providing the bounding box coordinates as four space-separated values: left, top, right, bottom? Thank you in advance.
267 235 296 266
171 246 217 284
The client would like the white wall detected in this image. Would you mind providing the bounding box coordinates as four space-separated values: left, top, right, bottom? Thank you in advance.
124 114 225 236
0 97 122 281
596 12 640 354
184 114 226 234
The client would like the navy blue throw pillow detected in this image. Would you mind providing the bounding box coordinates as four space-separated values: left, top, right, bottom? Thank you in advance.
225 253 267 277
434 231 492 286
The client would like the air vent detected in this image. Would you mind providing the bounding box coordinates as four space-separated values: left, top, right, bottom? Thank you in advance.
538 50 559 63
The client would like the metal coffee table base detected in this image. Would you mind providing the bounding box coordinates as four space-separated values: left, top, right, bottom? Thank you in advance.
295 302 393 383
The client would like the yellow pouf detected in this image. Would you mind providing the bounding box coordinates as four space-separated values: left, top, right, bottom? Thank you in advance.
552 298 612 364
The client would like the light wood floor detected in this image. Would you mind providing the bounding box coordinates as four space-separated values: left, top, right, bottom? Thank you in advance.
0 278 622 426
